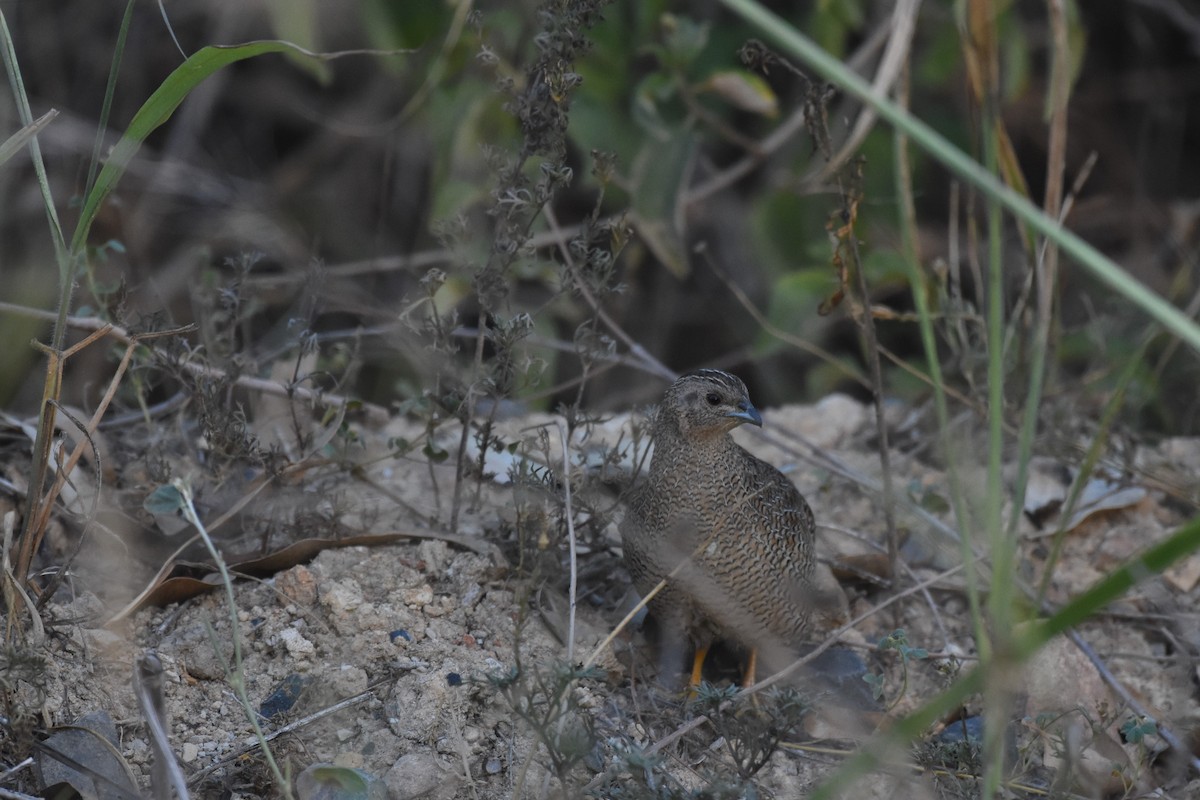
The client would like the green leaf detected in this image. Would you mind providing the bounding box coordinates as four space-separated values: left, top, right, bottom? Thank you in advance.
698 70 778 117
423 442 449 463
295 764 387 800
631 72 678 139
71 40 355 256
629 131 696 278
659 14 709 68
143 484 184 515
1120 717 1157 744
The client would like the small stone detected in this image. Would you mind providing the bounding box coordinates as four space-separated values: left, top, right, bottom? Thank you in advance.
418 541 451 574
485 757 503 774
1165 553 1200 593
259 674 312 719
423 595 454 617
181 743 200 763
336 728 355 743
460 583 483 608
334 752 365 770
276 564 318 607
279 627 315 657
385 753 459 800
402 584 434 607
321 580 365 617
328 664 369 696
83 628 126 655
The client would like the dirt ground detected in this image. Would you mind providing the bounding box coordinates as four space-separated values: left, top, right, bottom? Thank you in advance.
8 390 1200 799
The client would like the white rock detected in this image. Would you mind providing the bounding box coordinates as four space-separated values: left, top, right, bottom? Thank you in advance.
279 627 315 657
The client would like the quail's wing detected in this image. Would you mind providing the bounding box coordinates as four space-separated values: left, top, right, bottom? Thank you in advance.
742 454 815 539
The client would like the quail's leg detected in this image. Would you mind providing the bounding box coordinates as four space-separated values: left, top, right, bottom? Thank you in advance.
688 645 709 688
742 647 758 688
654 616 689 690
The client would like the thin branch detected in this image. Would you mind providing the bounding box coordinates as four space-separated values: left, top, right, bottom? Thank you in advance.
0 303 388 424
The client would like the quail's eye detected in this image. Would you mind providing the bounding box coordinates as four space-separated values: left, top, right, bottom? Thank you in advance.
705 392 721 406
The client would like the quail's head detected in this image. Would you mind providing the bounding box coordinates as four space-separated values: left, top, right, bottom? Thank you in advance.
659 369 764 440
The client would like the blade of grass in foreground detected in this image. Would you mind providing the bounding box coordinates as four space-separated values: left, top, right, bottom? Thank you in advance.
0 11 67 263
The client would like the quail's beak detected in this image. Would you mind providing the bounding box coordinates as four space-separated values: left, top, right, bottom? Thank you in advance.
727 399 763 427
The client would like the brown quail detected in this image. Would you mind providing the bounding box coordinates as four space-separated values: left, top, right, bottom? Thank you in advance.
621 369 816 688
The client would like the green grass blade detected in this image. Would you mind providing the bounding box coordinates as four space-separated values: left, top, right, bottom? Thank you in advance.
70 39 343 255
84 0 137 202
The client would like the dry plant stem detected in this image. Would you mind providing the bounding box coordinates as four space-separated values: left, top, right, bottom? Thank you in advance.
0 757 33 785
555 421 578 664
0 302 388 423
450 330 487 533
748 562 966 697
190 364 386 425
3 511 45 645
0 782 37 800
12 324 110 589
172 480 293 799
32 326 189 607
875 341 981 415
685 11 896 202
134 653 190 800
452 326 659 378
842 203 900 586
352 466 430 523
1005 0 1071 551
757 425 965 549
0 786 39 800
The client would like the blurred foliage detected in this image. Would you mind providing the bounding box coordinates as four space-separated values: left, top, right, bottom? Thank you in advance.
0 0 1196 432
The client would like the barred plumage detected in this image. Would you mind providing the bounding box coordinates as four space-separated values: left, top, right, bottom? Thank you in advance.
621 369 817 686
